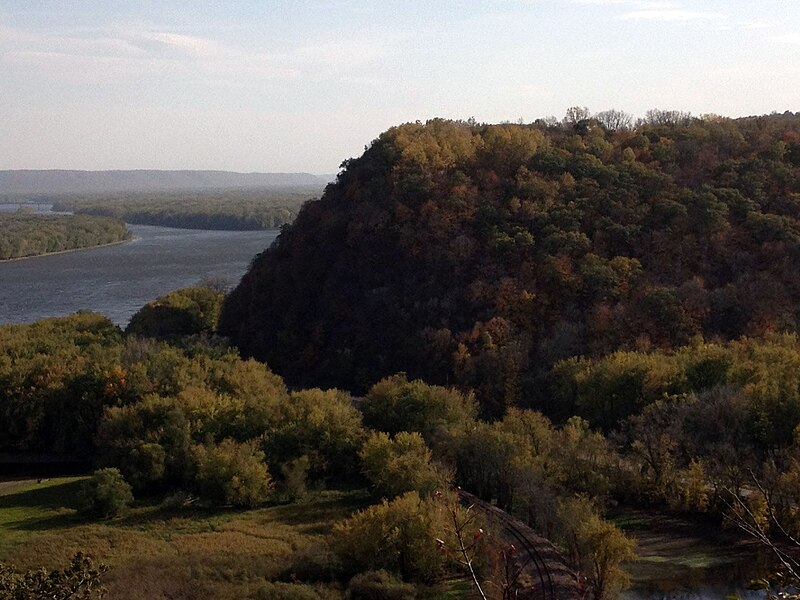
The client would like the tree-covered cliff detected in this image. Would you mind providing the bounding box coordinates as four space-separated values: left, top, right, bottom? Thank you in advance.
220 114 800 415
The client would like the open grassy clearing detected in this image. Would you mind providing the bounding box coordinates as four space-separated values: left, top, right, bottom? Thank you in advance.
0 477 86 554
0 477 392 599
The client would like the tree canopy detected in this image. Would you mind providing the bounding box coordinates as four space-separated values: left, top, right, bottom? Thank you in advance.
0 213 131 260
51 188 320 231
220 113 800 415
125 286 225 338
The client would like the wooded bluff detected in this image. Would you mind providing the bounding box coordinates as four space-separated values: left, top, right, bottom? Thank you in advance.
220 113 800 416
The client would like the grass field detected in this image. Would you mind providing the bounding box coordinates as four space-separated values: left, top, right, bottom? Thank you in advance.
0 477 378 599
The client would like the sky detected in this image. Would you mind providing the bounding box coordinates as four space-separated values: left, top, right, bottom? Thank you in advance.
1 0 798 174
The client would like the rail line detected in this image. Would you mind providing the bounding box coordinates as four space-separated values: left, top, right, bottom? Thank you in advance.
461 491 582 600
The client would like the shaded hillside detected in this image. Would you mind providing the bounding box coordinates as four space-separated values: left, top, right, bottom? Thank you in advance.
219 114 800 415
0 170 329 196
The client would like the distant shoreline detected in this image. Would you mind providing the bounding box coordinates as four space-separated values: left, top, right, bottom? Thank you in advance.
0 237 135 263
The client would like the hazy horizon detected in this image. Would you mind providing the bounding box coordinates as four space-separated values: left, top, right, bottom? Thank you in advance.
0 168 334 175
2 0 798 173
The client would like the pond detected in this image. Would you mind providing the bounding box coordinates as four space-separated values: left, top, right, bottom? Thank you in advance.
618 509 772 600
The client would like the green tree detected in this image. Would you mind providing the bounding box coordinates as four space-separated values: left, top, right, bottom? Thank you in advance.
97 395 194 489
359 431 451 498
263 388 365 481
332 491 478 584
556 497 636 600
361 374 477 450
78 468 134 519
193 438 273 507
125 286 225 338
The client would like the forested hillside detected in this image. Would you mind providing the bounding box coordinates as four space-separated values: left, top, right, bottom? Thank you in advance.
0 170 329 195
220 113 800 415
0 213 131 260
51 188 320 230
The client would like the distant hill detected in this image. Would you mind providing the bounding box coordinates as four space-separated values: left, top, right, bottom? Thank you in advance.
0 170 331 196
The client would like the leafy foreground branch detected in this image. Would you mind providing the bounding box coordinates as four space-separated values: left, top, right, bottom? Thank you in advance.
0 553 107 600
724 473 800 599
436 491 488 600
435 490 552 600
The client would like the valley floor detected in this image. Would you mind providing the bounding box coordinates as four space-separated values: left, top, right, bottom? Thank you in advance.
0 477 379 599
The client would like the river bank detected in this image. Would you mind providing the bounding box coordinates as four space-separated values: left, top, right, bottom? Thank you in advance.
0 237 134 263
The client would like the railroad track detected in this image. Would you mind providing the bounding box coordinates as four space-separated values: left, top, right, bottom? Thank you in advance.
460 491 583 600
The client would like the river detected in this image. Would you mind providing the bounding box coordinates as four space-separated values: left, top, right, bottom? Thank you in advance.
0 221 278 327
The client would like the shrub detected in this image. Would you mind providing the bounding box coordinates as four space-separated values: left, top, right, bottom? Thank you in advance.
346 570 417 600
332 492 456 583
160 490 193 510
280 455 310 502
362 375 477 448
78 468 134 519
275 542 335 583
125 286 224 338
359 431 450 498
0 553 107 599
250 581 337 600
193 438 273 507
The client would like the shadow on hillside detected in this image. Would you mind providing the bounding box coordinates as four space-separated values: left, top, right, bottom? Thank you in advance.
0 479 82 511
0 486 192 532
0 479 84 531
1 484 373 533
267 491 371 527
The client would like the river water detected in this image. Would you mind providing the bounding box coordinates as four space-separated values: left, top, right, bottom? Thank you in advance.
619 509 771 600
0 222 277 327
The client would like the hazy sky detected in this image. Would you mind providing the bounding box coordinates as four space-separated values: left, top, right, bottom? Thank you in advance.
1 0 798 173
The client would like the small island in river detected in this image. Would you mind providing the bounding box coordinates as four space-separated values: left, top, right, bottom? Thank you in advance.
0 213 132 261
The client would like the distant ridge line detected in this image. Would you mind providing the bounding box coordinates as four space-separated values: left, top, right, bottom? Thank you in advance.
0 169 332 195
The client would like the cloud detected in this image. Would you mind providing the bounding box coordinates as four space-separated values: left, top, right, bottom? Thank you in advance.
136 31 234 59
739 20 775 30
574 0 675 7
773 33 800 45
290 38 395 69
0 20 399 84
619 9 724 21
573 0 733 27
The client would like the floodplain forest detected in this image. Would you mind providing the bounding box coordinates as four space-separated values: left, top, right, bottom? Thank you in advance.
0 213 131 260
50 187 323 231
